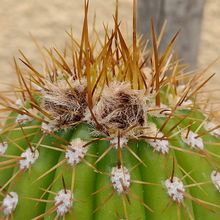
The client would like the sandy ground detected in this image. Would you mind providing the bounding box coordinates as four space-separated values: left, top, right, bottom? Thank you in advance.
0 0 133 90
0 0 219 107
198 0 220 93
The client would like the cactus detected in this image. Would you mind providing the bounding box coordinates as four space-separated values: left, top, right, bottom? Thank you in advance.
1 1 220 219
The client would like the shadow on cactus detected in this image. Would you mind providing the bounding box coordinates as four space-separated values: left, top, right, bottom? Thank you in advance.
1 1 220 219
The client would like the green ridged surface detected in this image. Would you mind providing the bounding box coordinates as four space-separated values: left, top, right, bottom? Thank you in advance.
1 110 220 220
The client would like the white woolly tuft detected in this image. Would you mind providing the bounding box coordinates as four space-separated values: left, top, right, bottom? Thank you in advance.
110 137 128 149
92 81 147 132
15 99 23 108
42 77 87 127
19 148 39 170
147 133 169 154
2 192 18 216
181 130 204 150
55 189 73 216
0 141 8 156
204 121 220 137
145 123 169 154
65 138 88 165
16 114 32 124
164 177 185 203
111 166 130 194
211 170 220 192
41 122 56 134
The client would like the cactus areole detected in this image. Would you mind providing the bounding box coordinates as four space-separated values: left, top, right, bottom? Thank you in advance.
0 1 220 220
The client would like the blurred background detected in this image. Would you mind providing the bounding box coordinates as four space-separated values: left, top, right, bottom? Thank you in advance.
0 0 219 98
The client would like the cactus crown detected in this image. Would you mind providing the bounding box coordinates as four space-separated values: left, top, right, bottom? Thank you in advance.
0 1 220 219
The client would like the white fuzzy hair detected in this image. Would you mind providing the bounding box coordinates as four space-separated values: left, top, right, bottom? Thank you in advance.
93 81 147 133
42 78 87 127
